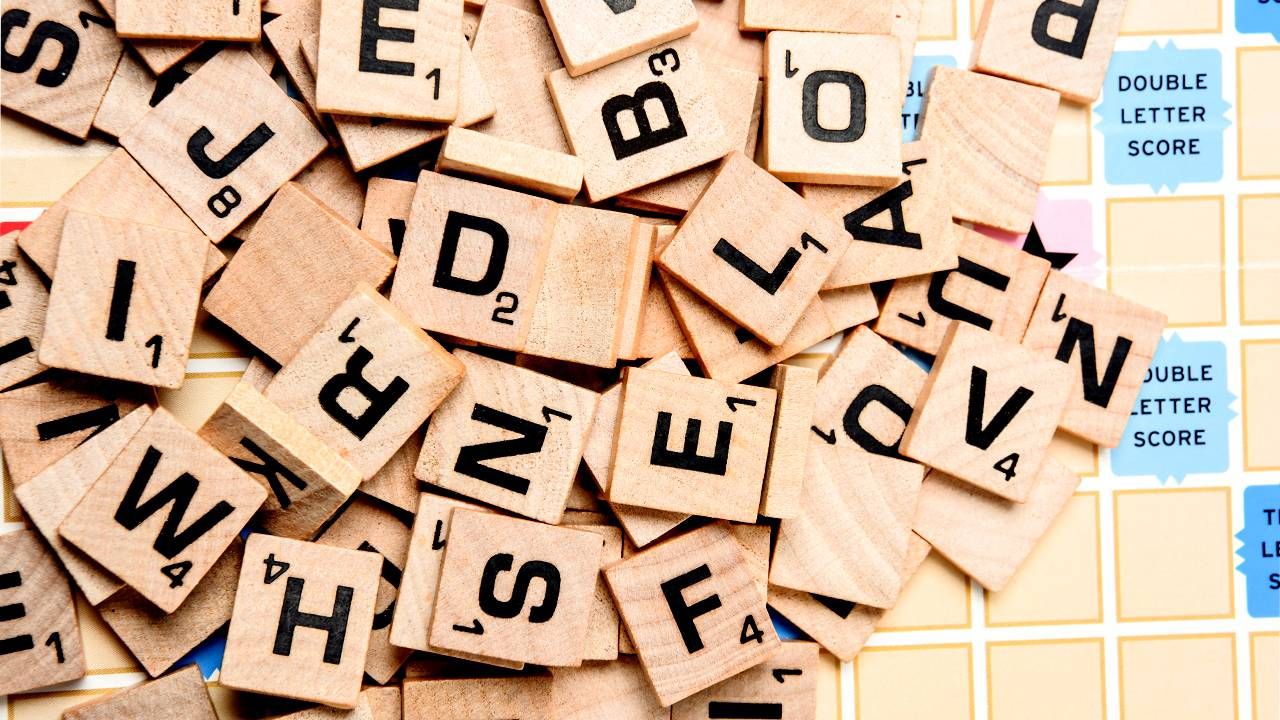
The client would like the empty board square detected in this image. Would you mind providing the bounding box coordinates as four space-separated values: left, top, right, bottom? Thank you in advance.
58 407 267 613
548 38 728 201
429 509 602 667
901 322 1072 502
115 0 261 41
391 171 558 352
0 0 123 138
605 522 780 706
764 32 901 185
62 665 217 720
417 350 599 524
919 67 1059 233
671 640 818 720
120 49 327 241
854 645 973 720
264 285 465 480
739 0 894 32
0 529 86 695
913 459 1080 591
199 381 362 540
221 534 381 708
1021 271 1166 448
39 212 208 389
972 0 1125 102
803 140 960 289
316 0 463 121
609 366 776 522
203 181 397 364
988 639 1105 720
1118 635 1237 720
658 152 850 345
0 231 48 391
876 224 1052 355
540 0 698 76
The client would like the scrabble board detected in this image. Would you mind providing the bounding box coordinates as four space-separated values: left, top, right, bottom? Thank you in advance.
1 1 1278 718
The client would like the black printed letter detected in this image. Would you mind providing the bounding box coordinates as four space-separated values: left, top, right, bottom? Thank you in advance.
602 81 687 160
318 346 410 440
651 412 731 476
2 11 79 88
360 0 416 76
660 564 722 653
1031 0 1098 59
273 576 353 664
433 211 509 296
801 70 865 143
453 404 548 496
477 554 561 623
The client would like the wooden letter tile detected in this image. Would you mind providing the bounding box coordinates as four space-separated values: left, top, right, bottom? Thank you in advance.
913 460 1081 591
120 49 327 241
203 182 397 364
671 640 818 720
220 533 381 708
115 0 260 40
658 152 850 346
200 381 362 539
548 39 728 201
429 509 602 666
40 212 208 389
0 529 86 695
0 231 48 391
1021 271 1167 447
875 225 1052 355
551 657 669 720
605 522 780 706
402 675 552 719
62 665 217 720
0 0 122 138
972 0 1126 103
803 140 959 289
610 366 775 522
901 322 1072 502
391 171 558 352
578 525 625 662
361 177 418 256
760 364 817 520
438 126 584 200
316 0 463 121
264 284 465 480
919 66 1059 233
57 407 266 612
739 0 893 33
417 350 599 524
540 0 697 76
764 32 901 186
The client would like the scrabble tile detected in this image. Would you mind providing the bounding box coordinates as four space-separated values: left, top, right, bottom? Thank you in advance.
93 46 207 139
221 534 381 708
360 429 423 514
892 0 922 88
429 509 602 666
920 67 1059 233
770 442 922 608
265 284 465 480
0 0 123 138
13 405 151 605
1119 635 1237 720
803 141 959 288
658 153 850 345
548 39 728 201
276 150 367 229
203 182 397 364
671 640 817 720
605 522 780 706
200 381 362 539
470 3 570 152
96 0 201 74
0 231 48 391
552 658 668 719
523 205 649 368
875 225 1051 355
418 350 599 524
582 352 688 493
690 0 762 76
262 0 322 110
609 366 776 522
15 150 220 282
58 407 266 613
39 212 209 389
540 0 697 76
1021 271 1167 447
62 665 217 719
988 639 1105 720
577 525 625 662
914 459 1080 591
315 497 414 684
630 238 693 361
763 32 900 186
767 534 932 661
361 177 417 255
760 364 816 520
120 49 327 241
97 539 242 677
0 529 86 694
972 0 1125 102
316 0 463 121
391 172 559 352
438 126 583 200
402 675 553 719
739 0 893 32
615 224 659 361
272 692 375 720
115 0 261 40
901 322 1071 502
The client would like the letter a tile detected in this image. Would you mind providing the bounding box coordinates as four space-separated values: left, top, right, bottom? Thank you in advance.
0 529 86 695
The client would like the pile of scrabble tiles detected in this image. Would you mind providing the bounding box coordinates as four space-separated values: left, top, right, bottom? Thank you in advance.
0 0 1165 717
